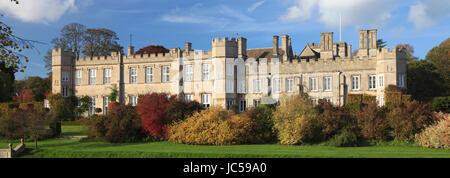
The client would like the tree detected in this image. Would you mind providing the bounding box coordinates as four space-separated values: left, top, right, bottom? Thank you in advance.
82 28 123 57
0 62 15 102
12 86 34 102
24 108 50 151
0 21 33 72
396 43 418 62
44 23 86 71
407 60 445 102
376 39 387 50
13 75 51 102
425 38 450 96
0 107 50 151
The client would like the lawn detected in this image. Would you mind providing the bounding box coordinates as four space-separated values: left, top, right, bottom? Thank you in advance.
1 125 449 158
60 125 87 137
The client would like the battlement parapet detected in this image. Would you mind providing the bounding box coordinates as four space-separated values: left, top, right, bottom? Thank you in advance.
212 37 238 47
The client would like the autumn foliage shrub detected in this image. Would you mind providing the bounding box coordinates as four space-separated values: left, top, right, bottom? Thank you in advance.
315 101 357 142
356 102 390 140
415 113 449 149
138 93 177 139
169 107 250 145
242 104 277 143
387 100 439 141
86 104 145 143
166 99 204 124
273 94 320 145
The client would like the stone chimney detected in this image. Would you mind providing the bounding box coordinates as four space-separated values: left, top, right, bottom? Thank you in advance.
127 46 134 56
273 35 279 56
281 35 289 57
238 37 247 58
185 42 192 51
320 32 333 51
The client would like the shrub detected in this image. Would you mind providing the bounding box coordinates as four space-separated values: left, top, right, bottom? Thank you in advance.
241 104 277 143
166 99 204 124
330 128 359 147
0 108 51 141
137 93 177 139
415 113 449 149
387 100 439 140
86 104 145 143
86 115 108 140
356 102 390 140
347 94 362 103
385 91 402 105
107 101 120 113
273 94 320 145
315 102 357 142
346 102 362 116
169 107 239 145
362 94 376 104
430 96 450 113
104 104 144 143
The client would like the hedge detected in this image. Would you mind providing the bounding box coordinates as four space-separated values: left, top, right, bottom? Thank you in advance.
346 94 376 105
0 101 45 114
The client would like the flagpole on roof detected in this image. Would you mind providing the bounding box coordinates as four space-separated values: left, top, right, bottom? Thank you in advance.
339 13 342 42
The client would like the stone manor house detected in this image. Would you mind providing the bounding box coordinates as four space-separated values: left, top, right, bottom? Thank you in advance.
51 29 407 115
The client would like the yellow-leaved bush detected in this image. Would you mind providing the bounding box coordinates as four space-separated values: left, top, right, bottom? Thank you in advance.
415 113 449 149
169 107 253 145
273 94 319 145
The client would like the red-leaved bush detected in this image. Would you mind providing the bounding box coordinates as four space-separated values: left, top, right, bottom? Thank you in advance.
356 102 390 140
12 87 34 103
387 100 439 141
315 102 357 141
137 93 177 139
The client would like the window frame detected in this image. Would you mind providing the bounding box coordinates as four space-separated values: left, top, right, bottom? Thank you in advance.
104 68 111 85
185 94 193 102
129 67 137 84
184 64 193 82
369 74 377 90
323 76 332 91
129 96 137 106
253 79 261 93
89 69 96 85
378 74 384 89
286 78 294 92
162 66 170 82
201 94 210 108
202 63 210 81
309 77 318 91
146 67 153 83
351 75 360 90
62 71 69 82
75 70 81 86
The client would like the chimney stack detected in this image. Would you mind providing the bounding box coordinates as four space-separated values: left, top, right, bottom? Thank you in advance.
273 35 279 56
127 46 134 56
185 42 192 51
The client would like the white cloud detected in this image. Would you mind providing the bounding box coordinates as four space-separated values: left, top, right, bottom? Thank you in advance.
279 0 394 28
0 0 77 23
161 15 212 24
248 0 265 12
220 5 254 22
161 4 254 24
279 0 316 22
408 0 450 31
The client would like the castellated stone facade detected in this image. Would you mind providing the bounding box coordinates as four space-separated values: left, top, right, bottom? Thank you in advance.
52 29 407 115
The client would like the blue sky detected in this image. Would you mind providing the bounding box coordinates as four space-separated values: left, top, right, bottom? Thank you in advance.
0 0 449 80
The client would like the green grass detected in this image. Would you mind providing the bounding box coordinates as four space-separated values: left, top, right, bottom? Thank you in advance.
60 125 87 137
0 138 447 158
1 125 448 158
